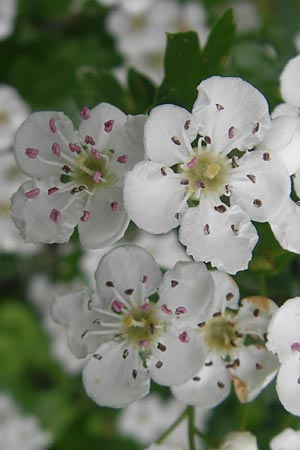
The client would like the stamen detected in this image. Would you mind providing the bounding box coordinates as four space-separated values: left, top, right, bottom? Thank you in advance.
52 143 61 157
111 201 118 211
48 187 60 195
80 106 90 120
93 170 102 183
25 148 39 159
187 157 197 169
171 280 179 288
80 210 91 222
25 188 40 199
84 135 95 145
228 126 235 139
161 304 173 315
184 119 190 130
253 199 262 207
171 136 181 145
175 306 187 314
104 119 114 132
112 299 126 313
291 342 300 352
49 118 57 133
117 155 128 164
69 143 81 153
49 208 61 223
216 103 224 111
179 331 190 343
138 339 149 348
91 149 103 160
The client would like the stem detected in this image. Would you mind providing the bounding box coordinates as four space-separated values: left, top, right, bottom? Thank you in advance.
239 403 249 431
193 428 218 447
187 406 196 450
258 272 268 297
156 406 189 444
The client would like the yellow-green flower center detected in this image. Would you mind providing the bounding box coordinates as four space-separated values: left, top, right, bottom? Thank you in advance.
202 315 241 355
122 304 161 347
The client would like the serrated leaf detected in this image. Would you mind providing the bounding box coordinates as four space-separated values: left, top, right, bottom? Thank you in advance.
155 31 203 110
202 8 236 76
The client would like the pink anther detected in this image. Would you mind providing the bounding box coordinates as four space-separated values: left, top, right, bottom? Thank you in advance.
117 154 128 164
52 143 61 156
49 209 61 223
91 149 103 160
187 157 197 169
161 304 173 315
104 119 114 133
48 187 60 195
93 171 101 183
179 331 190 343
80 210 91 222
112 299 126 313
25 188 40 199
80 106 90 120
49 118 57 133
25 148 39 159
111 201 118 211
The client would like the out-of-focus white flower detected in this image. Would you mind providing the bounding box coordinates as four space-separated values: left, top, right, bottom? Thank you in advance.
270 428 300 450
213 431 258 450
0 0 17 40
124 76 290 274
145 445 183 450
52 244 216 407
0 392 51 450
233 1 260 33
0 85 29 152
118 394 208 449
98 0 154 14
11 103 146 248
28 275 86 375
105 0 208 84
172 285 278 409
267 297 300 416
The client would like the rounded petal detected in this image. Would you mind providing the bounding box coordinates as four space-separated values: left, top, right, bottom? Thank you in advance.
171 353 231 408
267 297 300 364
270 428 300 450
294 169 300 197
192 76 271 154
272 103 300 119
259 115 300 175
144 104 198 165
78 186 129 249
111 114 147 178
95 244 162 307
157 261 214 325
11 178 84 244
270 199 300 254
82 342 150 408
210 271 240 312
124 161 187 234
237 296 278 338
276 354 300 416
14 111 76 178
78 103 127 151
179 200 258 274
231 150 290 222
51 288 104 358
219 431 258 450
148 326 207 386
231 346 278 403
280 55 300 106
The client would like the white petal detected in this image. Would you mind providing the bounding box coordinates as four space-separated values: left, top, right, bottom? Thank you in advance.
51 288 104 358
179 200 258 274
270 199 300 254
78 187 129 249
124 161 187 234
95 244 162 308
148 326 207 386
219 431 258 450
82 341 150 408
14 111 76 178
78 102 127 151
272 102 300 119
192 76 271 154
276 354 300 416
157 261 214 325
11 178 84 244
111 114 146 179
171 353 231 408
230 346 278 403
294 169 300 197
146 445 182 450
270 428 300 450
259 115 300 175
280 55 300 106
267 297 300 364
231 150 290 222
237 296 278 337
210 271 240 312
144 104 197 166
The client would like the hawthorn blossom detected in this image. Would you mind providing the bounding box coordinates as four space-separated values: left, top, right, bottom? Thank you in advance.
11 103 146 248
172 279 279 408
105 0 208 84
98 0 154 14
270 428 300 450
260 55 300 254
51 244 214 408
0 392 51 450
124 76 290 273
0 0 17 40
145 446 182 450
267 297 300 416
213 431 258 450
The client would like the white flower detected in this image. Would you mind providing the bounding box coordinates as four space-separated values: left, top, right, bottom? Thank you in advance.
145 445 183 450
270 428 300 450
105 0 208 84
0 392 51 450
0 85 29 151
214 431 258 450
97 0 154 14
51 244 213 407
11 103 146 248
118 394 208 449
172 283 279 409
233 1 260 33
124 76 290 274
267 297 300 416
0 0 16 40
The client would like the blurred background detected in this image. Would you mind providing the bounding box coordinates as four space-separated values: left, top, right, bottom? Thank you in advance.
1 0 300 448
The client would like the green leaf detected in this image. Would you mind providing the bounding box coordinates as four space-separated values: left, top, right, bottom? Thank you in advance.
202 8 236 76
155 31 203 110
127 68 156 113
